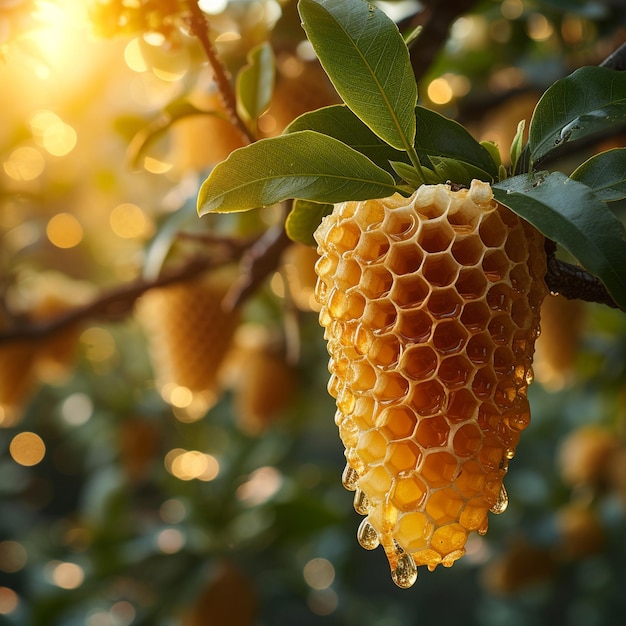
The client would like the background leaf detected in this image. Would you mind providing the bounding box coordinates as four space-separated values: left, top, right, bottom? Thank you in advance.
528 66 626 166
298 0 417 151
197 130 398 214
236 42 275 129
414 106 499 180
493 171 626 310
570 148 626 202
285 199 333 246
285 104 409 173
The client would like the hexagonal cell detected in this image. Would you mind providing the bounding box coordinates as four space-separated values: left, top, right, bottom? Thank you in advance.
334 256 363 291
338 417 359 448
352 396 377 430
354 231 390 263
511 297 533 329
314 253 338 279
477 403 501 436
486 283 512 312
386 241 423 275
431 319 468 354
327 221 361 250
478 211 506 248
368 333 401 368
385 440 422 474
418 220 455 253
374 371 409 401
381 405 418 439
488 314 516 345
353 198 385 231
455 267 488 300
452 423 483 457
446 200 480 232
360 265 393 299
447 388 479 423
460 301 491 333
348 360 377 392
414 414 450 448
459 498 488 532
482 249 510 283
402 345 438 380
504 226 527 262
391 274 430 308
391 475 428 511
509 263 532 294
362 298 397 331
493 346 515 376
356 430 387 465
438 355 473 388
451 235 484 266
454 460 486 498
425 488 465 525
430 522 467 557
384 209 418 240
420 451 459 489
397 309 432 343
465 332 493 365
471 367 498 400
427 288 463 320
421 253 459 287
394 511 434 553
346 292 366 319
410 379 446 416
359 464 393 504
478 438 506 472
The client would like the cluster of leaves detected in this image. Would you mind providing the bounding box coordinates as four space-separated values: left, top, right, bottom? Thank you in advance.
197 0 626 310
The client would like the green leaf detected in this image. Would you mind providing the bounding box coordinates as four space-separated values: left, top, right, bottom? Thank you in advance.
414 106 498 180
570 148 626 202
493 171 626 310
391 160 440 187
509 119 526 174
285 199 333 246
197 130 399 215
298 0 417 152
528 66 626 166
236 42 275 130
480 140 502 171
430 156 492 187
285 104 409 173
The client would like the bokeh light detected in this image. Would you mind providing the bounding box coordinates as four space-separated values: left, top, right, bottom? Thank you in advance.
9 432 46 466
46 212 84 248
0 587 19 616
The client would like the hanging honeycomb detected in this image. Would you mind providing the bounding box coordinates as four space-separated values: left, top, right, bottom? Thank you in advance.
314 180 547 588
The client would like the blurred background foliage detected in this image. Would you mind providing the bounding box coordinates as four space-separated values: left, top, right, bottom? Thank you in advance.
0 0 625 624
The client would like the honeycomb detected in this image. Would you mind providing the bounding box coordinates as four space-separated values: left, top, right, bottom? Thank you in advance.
314 180 547 587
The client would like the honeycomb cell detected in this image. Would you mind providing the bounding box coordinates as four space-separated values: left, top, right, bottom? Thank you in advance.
427 288 463 320
345 292 366 319
465 333 494 365
327 220 361 249
478 211 506 247
511 297 533 328
414 414 450 448
354 230 390 263
460 301 491 332
397 309 432 343
422 253 459 287
493 346 515 376
359 464 393 503
352 396 377 430
357 430 387 465
488 314 516 345
374 371 409 401
353 198 384 230
477 403 501 436
459 499 489 532
425 489 465 525
391 274 430 308
438 355 473 388
455 268 488 300
402 345 438 380
472 367 498 400
509 263 532 293
504 227 527 262
368 334 401 368
380 405 418 439
391 475 428 511
362 298 397 330
348 360 377 391
447 388 479 423
432 319 468 354
454 460 486 497
339 418 359 448
315 254 338 279
410 379 446 416
451 235 483 266
430 523 467 557
360 265 393 299
478 438 506 472
420 451 459 489
384 210 417 239
387 241 423 274
486 284 512 312
394 511 434 553
482 249 510 283
446 201 481 232
418 220 454 253
385 440 422 474
452 423 483 457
